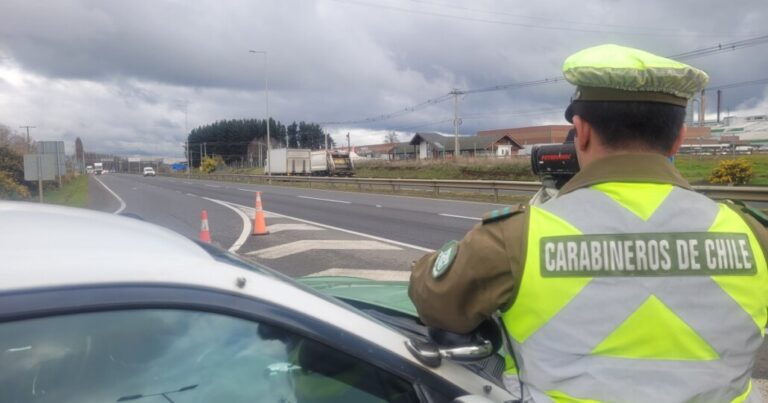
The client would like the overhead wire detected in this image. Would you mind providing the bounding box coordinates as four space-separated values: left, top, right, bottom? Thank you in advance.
322 34 768 130
332 0 736 37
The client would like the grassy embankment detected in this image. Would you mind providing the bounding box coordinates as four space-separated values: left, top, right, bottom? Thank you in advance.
44 175 89 208
674 155 768 185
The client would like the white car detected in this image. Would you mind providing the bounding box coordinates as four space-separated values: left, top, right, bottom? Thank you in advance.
143 167 156 176
0 202 513 403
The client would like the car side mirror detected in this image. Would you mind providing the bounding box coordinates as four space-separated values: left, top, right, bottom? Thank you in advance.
405 319 500 367
405 338 493 367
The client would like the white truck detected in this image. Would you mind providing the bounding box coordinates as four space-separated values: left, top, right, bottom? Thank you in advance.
310 150 354 176
266 149 355 176
94 162 103 175
266 148 311 175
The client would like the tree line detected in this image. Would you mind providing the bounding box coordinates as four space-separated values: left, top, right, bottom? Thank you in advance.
187 119 334 168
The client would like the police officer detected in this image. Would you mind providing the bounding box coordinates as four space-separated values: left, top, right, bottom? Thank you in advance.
409 44 768 402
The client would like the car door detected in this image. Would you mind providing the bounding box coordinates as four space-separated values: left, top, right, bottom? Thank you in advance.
0 284 466 402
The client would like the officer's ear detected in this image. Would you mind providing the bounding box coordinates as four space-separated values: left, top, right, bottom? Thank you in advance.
572 115 591 152
668 125 686 157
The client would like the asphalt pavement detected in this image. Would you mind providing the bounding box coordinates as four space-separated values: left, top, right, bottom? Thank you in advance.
87 173 768 394
86 173 491 277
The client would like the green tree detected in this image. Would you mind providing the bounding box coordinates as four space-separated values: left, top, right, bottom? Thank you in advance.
287 122 299 148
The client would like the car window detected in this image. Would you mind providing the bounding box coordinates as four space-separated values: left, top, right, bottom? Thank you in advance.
0 309 419 403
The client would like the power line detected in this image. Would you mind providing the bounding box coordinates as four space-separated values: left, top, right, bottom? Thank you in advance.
319 93 453 125
668 34 768 60
333 0 737 37
403 0 719 33
708 77 768 90
322 34 768 129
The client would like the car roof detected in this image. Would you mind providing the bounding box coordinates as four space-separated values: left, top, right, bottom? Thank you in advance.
0 201 409 345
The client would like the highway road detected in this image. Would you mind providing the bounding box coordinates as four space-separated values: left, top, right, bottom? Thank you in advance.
88 173 768 391
88 173 507 278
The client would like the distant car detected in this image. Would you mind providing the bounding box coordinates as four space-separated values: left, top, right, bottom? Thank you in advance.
143 167 156 176
0 203 513 403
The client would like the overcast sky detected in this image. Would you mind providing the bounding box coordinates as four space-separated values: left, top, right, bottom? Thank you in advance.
1 0 767 158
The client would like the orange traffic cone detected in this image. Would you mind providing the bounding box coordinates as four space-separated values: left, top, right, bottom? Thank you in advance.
200 210 212 243
252 191 269 235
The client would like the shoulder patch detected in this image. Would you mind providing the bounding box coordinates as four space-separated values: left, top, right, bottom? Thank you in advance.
432 240 458 279
482 204 526 225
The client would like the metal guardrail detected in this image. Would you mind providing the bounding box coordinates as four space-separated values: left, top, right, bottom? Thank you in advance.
164 173 768 203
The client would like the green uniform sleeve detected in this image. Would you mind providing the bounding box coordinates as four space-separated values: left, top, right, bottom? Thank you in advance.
408 208 527 334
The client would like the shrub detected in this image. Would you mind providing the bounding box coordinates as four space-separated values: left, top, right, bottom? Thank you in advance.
201 155 225 173
0 146 24 184
709 159 753 185
0 171 30 200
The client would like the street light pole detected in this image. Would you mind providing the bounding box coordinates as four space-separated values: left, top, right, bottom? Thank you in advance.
249 50 271 178
450 90 462 160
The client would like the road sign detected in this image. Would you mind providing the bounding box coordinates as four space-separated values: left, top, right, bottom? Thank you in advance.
128 157 141 162
23 154 57 181
36 141 65 185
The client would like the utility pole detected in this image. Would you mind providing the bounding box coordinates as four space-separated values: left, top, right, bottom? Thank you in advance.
248 50 271 179
183 100 190 177
346 132 350 152
699 89 706 127
20 126 35 152
450 89 462 160
324 132 329 151
199 143 203 172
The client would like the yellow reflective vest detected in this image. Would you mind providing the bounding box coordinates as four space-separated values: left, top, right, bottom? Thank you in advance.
502 182 768 403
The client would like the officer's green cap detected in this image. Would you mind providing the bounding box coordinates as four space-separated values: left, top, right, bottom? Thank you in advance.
563 44 709 122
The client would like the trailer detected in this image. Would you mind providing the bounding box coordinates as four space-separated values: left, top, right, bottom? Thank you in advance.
267 148 311 175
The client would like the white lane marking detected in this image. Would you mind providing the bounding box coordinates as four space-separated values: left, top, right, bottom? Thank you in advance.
234 205 281 219
221 200 434 252
205 184 221 188
439 213 481 221
297 195 351 204
267 223 323 233
202 197 251 253
307 268 410 282
238 188 257 192
376 204 382 208
186 193 196 197
92 176 126 215
7 346 32 352
247 240 400 259
184 182 192 184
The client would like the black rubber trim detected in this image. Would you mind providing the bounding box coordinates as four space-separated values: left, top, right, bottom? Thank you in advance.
0 284 466 400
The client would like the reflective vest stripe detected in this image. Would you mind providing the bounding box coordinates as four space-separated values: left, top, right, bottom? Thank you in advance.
502 183 768 402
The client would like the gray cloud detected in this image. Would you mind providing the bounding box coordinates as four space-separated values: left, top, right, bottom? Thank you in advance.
0 0 767 156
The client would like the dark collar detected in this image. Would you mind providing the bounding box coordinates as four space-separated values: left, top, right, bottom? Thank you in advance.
558 153 692 197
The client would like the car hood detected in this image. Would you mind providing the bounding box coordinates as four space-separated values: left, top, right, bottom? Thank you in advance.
298 276 416 316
